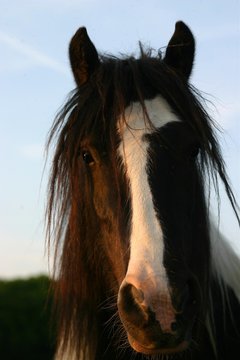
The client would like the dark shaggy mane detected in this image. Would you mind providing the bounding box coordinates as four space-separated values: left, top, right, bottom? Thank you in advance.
46 48 239 358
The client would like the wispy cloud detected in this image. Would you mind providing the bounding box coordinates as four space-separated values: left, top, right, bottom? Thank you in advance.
216 102 240 130
0 30 69 76
20 143 44 160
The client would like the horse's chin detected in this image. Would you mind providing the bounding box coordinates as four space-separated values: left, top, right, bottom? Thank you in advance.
128 334 189 355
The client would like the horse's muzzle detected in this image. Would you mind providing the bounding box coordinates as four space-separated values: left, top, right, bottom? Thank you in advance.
117 279 197 354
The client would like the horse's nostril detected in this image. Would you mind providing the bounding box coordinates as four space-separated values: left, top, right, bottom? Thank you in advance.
119 282 145 312
118 282 149 327
171 321 178 332
131 285 144 304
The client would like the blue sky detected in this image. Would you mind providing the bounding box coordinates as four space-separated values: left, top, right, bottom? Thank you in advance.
0 0 239 278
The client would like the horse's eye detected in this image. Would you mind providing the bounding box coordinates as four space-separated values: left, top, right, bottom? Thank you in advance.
82 151 94 165
189 145 199 159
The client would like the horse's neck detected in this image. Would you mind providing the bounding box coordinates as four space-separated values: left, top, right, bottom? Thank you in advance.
208 221 240 359
210 220 240 301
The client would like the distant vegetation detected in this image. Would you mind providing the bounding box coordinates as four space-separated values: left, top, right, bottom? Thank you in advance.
0 275 55 360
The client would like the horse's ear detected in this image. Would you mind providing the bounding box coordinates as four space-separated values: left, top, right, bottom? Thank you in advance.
69 27 100 87
164 21 195 80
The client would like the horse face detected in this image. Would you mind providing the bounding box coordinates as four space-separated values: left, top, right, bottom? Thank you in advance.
116 96 209 355
66 21 210 356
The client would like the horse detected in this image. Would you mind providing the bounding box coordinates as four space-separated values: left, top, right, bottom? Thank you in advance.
46 21 240 360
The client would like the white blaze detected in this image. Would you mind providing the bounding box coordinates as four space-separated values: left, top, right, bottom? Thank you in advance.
118 96 179 304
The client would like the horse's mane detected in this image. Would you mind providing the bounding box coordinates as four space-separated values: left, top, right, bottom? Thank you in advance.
46 48 239 358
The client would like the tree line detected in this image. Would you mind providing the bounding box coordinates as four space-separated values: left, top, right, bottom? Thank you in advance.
0 275 55 359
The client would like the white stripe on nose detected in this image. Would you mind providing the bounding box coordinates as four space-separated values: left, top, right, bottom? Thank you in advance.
118 96 179 331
